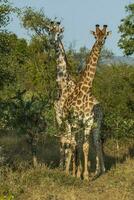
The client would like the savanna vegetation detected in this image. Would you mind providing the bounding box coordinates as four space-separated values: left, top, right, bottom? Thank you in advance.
0 1 134 199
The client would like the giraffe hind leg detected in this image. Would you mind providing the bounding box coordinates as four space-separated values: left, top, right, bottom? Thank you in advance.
59 140 65 169
92 104 105 177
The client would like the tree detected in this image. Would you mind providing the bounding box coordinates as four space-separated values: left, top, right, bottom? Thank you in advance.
21 7 51 37
1 91 46 167
93 65 134 140
0 1 20 90
118 3 134 56
0 0 13 29
0 32 28 93
98 48 114 66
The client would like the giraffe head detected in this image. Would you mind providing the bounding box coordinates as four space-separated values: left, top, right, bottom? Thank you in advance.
91 24 111 45
48 21 64 42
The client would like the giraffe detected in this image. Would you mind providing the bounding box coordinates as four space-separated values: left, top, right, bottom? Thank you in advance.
62 24 111 180
48 21 76 170
48 22 108 178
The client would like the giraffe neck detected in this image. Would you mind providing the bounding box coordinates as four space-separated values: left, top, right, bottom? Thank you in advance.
79 41 103 94
55 39 68 86
55 38 76 103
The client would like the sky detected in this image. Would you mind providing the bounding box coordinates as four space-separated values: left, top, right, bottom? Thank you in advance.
8 0 132 56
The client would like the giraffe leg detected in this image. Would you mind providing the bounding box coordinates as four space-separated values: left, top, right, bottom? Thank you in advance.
94 143 101 176
83 115 94 181
76 163 82 178
83 141 89 180
76 142 82 178
72 140 77 177
94 140 105 176
59 139 65 169
72 122 83 179
72 152 76 177
97 140 105 174
65 144 72 175
64 121 72 175
92 132 101 176
92 104 105 176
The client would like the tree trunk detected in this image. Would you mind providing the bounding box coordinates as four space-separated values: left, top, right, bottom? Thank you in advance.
27 132 38 167
116 139 120 164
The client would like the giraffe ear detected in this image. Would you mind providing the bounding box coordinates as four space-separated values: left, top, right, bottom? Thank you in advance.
61 27 64 32
107 31 112 36
90 31 96 35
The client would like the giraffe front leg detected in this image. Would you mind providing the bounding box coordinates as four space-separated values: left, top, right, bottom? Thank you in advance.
65 144 72 175
83 115 94 181
76 143 82 178
83 141 89 180
64 121 72 175
72 151 76 177
93 135 101 176
72 139 77 177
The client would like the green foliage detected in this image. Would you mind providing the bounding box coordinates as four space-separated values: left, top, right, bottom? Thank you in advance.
0 0 18 31
21 7 51 36
0 32 28 92
65 46 90 82
5 92 46 135
0 0 12 29
93 65 134 139
118 3 134 55
0 1 19 89
0 7 58 137
98 48 114 65
0 3 134 149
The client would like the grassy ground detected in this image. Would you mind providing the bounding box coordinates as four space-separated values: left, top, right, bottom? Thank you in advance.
0 159 134 200
0 133 134 200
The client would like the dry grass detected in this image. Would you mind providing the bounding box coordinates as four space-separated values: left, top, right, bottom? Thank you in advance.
0 159 134 200
0 133 134 200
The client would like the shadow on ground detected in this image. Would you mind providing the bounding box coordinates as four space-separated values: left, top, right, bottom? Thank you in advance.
0 132 134 172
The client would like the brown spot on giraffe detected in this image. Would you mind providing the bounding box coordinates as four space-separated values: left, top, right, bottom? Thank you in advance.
89 73 94 78
79 91 84 98
77 99 82 105
92 62 97 66
72 97 77 101
88 102 94 106
81 86 88 92
84 108 91 113
90 66 96 73
74 88 79 95
94 52 99 57
84 102 88 107
93 56 97 62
